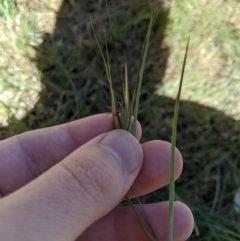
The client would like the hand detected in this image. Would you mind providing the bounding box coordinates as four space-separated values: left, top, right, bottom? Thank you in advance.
0 114 193 241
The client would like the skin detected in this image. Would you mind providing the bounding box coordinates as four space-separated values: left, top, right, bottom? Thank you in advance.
0 114 194 241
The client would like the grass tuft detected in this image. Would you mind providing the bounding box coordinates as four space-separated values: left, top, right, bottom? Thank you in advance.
91 6 157 240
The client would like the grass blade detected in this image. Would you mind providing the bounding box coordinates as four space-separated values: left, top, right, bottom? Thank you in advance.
168 36 190 241
125 195 156 241
90 16 120 129
104 0 124 93
130 13 153 135
123 63 130 129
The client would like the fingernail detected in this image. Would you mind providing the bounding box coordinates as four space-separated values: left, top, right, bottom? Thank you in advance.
99 129 143 174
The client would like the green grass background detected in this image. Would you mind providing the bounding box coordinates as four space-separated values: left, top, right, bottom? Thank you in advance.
1 0 240 240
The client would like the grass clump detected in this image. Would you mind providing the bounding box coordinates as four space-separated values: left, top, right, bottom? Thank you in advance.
92 6 158 239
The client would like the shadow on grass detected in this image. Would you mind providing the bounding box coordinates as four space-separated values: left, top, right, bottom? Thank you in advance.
4 0 240 240
32 0 170 123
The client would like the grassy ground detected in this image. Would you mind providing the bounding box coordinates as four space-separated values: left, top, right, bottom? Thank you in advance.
0 0 41 127
1 0 240 240
159 0 240 120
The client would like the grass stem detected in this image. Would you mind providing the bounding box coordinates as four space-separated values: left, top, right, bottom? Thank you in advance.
168 36 190 241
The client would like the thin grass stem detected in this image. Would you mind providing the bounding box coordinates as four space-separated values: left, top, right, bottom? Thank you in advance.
125 195 156 241
130 14 153 136
104 0 124 93
168 36 190 241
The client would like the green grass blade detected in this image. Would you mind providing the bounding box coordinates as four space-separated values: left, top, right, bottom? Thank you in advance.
130 13 153 135
168 36 190 241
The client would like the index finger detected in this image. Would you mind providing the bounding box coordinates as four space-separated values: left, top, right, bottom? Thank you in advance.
0 113 142 195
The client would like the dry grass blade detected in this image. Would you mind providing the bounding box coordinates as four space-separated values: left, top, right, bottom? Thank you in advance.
90 16 120 129
125 195 156 241
122 64 130 129
104 0 124 92
168 36 190 241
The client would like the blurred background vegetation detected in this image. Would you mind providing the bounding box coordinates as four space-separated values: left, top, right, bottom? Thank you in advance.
1 0 240 240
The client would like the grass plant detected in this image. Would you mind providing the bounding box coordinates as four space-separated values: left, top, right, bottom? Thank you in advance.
91 6 158 239
93 3 190 240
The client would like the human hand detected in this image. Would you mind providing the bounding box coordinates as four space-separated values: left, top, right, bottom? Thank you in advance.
0 114 193 241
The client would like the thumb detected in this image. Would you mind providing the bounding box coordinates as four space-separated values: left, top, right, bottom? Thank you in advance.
0 129 143 241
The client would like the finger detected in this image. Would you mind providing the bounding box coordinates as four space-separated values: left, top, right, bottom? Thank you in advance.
0 138 181 201
127 140 183 198
0 114 142 195
79 201 194 241
0 130 143 241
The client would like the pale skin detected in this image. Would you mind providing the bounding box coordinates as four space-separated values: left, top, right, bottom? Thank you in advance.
0 114 194 241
